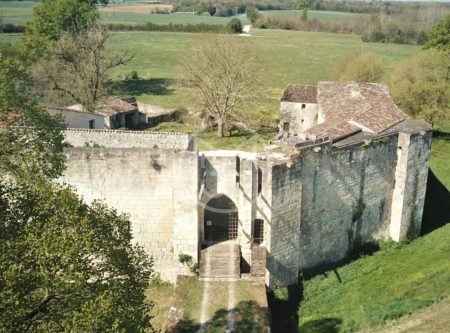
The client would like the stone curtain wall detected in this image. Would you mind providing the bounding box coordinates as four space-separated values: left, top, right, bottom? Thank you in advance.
64 129 195 151
268 161 302 287
297 138 399 273
59 148 199 282
266 129 431 287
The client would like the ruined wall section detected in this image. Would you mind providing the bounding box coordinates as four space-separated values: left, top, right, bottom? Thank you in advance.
390 131 432 240
64 129 195 150
60 148 199 282
268 160 302 287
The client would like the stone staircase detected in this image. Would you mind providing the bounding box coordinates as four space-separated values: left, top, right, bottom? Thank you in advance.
199 241 240 280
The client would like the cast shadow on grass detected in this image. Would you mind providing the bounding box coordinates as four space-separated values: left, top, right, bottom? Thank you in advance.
268 284 303 333
420 168 450 235
168 301 270 333
299 318 343 333
111 78 174 97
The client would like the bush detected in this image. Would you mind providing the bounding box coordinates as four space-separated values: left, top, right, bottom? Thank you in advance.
227 18 243 33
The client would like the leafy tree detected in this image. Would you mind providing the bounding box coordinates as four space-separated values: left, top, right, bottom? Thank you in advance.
207 5 216 17
334 51 384 83
227 18 243 33
0 53 65 179
0 52 154 333
194 2 206 15
298 0 312 21
22 0 101 60
424 14 450 53
0 179 154 332
246 6 260 24
32 25 133 112
390 49 450 127
180 35 261 137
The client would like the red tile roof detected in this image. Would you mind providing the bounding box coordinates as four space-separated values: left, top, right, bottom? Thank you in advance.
306 82 408 141
280 85 317 103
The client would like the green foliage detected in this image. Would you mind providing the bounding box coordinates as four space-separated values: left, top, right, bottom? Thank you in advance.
22 0 100 60
107 22 229 34
335 51 384 83
207 5 216 17
227 18 243 33
424 14 450 53
178 253 194 265
246 6 260 24
0 179 154 332
0 53 65 180
299 224 450 332
390 49 450 127
194 2 206 15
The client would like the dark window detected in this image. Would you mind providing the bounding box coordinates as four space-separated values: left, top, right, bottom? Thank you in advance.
89 119 95 129
257 167 262 195
253 219 264 245
301 104 306 109
283 122 290 132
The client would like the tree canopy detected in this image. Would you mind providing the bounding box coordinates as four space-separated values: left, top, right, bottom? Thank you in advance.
0 180 153 332
424 14 450 53
32 25 133 111
0 53 65 179
390 49 450 127
334 51 384 83
180 35 260 137
22 0 102 60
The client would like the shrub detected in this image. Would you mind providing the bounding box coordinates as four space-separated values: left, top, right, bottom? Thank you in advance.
227 18 243 33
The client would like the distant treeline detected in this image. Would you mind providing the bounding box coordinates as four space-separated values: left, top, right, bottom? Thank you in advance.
0 24 26 33
107 22 234 33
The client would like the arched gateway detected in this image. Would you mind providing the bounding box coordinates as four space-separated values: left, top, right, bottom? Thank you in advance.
204 195 238 242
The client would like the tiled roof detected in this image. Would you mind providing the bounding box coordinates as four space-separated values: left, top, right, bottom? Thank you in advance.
97 96 138 116
280 85 317 103
306 82 409 141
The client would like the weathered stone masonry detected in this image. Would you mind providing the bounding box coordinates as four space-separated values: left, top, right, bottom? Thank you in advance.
59 82 432 288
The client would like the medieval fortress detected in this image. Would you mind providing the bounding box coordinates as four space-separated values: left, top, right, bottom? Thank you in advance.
59 82 432 288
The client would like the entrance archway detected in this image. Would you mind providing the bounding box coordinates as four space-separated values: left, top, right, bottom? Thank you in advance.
204 195 238 242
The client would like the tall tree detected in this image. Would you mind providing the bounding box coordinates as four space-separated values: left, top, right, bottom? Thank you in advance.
0 53 65 179
22 0 101 60
334 51 384 83
0 53 154 332
0 180 154 332
390 49 450 127
298 0 312 21
424 14 450 53
180 35 260 137
32 25 133 112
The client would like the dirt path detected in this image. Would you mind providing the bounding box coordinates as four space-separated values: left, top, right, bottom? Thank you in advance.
360 296 450 333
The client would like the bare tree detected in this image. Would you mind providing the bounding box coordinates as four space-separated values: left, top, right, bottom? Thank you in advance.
180 34 261 137
32 25 133 111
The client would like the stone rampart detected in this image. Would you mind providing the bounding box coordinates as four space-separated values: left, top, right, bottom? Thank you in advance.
64 129 195 151
59 148 199 282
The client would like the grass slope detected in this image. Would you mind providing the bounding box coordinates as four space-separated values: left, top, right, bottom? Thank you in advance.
299 224 450 332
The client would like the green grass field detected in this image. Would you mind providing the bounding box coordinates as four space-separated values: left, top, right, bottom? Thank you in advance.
105 29 419 131
0 1 245 26
262 10 363 22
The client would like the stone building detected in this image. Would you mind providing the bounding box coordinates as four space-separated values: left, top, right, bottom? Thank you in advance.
59 82 432 288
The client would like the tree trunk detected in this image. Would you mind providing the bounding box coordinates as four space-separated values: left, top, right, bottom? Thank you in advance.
217 119 224 138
